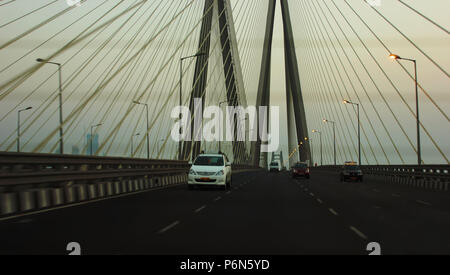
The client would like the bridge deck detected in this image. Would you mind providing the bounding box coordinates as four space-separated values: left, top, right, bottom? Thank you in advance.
1 170 450 255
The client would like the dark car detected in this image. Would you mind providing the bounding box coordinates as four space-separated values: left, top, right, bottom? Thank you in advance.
340 162 363 182
291 162 310 179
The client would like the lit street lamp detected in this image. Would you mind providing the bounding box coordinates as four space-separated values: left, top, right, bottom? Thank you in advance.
343 100 361 165
131 133 140 157
36 58 64 154
179 52 207 160
389 54 421 166
323 119 336 165
17 107 32 152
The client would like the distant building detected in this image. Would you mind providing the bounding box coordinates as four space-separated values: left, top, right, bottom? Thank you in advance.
87 133 99 155
72 145 80 155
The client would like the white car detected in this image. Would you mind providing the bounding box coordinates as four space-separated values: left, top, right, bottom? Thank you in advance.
269 161 281 172
188 154 232 190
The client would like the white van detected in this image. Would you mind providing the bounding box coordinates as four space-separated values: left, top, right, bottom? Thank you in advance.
188 154 232 190
269 161 281 172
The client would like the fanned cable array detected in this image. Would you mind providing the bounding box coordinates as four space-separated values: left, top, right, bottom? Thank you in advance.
0 0 448 165
289 0 449 165
0 0 269 163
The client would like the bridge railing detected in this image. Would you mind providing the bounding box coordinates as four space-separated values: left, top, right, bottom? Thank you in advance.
312 164 450 191
0 152 260 217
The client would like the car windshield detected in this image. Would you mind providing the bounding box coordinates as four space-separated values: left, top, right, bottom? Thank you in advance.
194 156 224 166
270 162 278 166
294 163 307 168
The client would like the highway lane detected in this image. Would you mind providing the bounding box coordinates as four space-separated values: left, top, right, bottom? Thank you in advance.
303 170 450 254
0 170 364 254
0 170 449 254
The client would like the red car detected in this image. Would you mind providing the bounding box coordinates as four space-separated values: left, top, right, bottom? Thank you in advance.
291 162 310 179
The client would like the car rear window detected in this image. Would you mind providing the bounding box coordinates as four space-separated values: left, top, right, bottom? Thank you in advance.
294 163 307 168
194 156 224 166
270 162 278 166
345 165 360 170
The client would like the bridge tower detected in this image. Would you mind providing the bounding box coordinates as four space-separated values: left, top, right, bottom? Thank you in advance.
181 0 247 163
252 0 312 168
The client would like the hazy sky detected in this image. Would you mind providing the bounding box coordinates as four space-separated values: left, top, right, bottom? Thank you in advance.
0 0 448 165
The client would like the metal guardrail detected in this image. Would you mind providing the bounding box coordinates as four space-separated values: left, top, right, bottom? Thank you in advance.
0 152 189 190
0 152 260 217
0 152 259 189
314 164 449 177
312 164 450 191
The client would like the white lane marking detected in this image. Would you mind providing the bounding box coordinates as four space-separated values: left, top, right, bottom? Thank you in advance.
214 196 222 202
350 226 368 240
373 189 381 193
317 198 323 204
373 205 382 209
329 208 339 216
226 191 231 195
0 183 185 222
309 192 315 197
416 200 432 206
391 193 401 197
194 205 206 213
157 221 180 234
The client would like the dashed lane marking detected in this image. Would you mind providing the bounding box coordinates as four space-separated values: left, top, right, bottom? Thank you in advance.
157 221 180 234
349 226 368 240
329 208 339 216
416 200 432 206
317 199 323 204
214 196 222 202
194 205 206 213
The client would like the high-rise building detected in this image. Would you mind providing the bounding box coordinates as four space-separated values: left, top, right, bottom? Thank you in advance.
72 145 80 155
87 133 99 155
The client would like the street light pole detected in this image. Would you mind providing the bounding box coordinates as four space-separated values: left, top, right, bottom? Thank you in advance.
90 123 102 156
323 119 336 165
218 101 228 153
132 101 150 159
389 54 421 166
131 133 140 158
179 52 207 160
17 107 32 152
312 130 322 166
343 100 361 165
36 58 64 154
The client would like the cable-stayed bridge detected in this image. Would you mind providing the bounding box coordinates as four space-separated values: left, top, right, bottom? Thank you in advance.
0 0 449 255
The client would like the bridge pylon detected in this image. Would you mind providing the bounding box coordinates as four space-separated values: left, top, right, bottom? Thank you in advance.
181 0 248 164
252 0 312 168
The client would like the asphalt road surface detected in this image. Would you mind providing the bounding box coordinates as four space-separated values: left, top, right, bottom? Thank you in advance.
1 170 450 255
